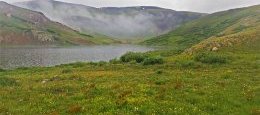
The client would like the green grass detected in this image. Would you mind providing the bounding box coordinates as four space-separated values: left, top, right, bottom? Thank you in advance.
0 3 260 115
0 41 259 114
0 77 18 87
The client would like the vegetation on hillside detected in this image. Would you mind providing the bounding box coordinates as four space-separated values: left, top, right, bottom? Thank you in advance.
0 4 259 115
0 2 117 45
143 5 260 51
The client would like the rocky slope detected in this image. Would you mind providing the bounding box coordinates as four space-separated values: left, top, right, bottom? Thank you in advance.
15 0 205 39
0 1 116 46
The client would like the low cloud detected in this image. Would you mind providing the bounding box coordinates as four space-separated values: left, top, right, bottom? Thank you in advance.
5 0 260 13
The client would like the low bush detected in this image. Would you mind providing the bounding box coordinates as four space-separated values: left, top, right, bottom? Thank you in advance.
120 52 147 63
71 62 86 68
143 57 164 65
0 68 5 72
194 52 228 64
97 61 107 66
89 61 107 66
60 62 86 68
156 70 163 74
109 58 120 64
120 52 164 65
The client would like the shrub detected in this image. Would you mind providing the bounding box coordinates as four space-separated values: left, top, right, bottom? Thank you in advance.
97 61 107 66
120 52 147 63
60 62 85 68
143 57 164 65
156 70 163 74
71 62 86 68
88 62 98 66
109 58 120 64
0 68 5 72
194 52 227 64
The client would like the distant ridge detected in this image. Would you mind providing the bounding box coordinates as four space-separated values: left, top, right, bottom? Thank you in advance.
14 0 205 39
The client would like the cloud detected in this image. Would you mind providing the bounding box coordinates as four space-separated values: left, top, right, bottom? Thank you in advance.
4 0 260 13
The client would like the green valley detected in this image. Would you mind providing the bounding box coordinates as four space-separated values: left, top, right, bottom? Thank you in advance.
0 2 259 115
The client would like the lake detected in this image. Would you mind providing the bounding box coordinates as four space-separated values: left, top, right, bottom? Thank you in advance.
0 45 153 69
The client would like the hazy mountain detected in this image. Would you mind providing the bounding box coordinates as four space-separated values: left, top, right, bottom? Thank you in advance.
0 1 116 46
143 5 260 51
15 0 205 39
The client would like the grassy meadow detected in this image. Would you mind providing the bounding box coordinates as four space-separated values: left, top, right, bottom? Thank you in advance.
0 40 259 114
1 4 260 115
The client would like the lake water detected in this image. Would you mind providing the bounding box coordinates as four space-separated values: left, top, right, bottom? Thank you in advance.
0 45 153 69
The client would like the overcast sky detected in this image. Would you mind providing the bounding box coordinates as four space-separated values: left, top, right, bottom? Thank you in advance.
2 0 260 13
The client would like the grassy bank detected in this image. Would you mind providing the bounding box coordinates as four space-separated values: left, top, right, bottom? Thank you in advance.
0 43 259 114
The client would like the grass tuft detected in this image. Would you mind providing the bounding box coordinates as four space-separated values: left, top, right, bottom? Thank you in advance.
61 69 73 74
194 52 228 64
143 56 164 65
0 77 18 87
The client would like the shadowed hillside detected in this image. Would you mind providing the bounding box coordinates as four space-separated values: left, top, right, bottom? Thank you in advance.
0 1 117 45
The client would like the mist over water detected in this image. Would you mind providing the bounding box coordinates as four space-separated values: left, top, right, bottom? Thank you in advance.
0 45 154 69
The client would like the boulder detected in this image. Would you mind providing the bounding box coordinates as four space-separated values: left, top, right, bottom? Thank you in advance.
212 47 219 51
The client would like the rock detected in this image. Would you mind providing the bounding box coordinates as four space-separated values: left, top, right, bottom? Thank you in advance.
216 43 221 47
228 42 233 46
0 36 3 42
5 13 12 17
41 79 49 84
19 99 24 102
212 47 218 51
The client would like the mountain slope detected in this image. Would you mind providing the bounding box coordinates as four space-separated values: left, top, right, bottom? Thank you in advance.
1 3 260 115
0 1 116 45
143 5 260 50
15 0 205 39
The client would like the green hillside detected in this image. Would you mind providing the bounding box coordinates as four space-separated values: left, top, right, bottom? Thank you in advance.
143 5 260 50
0 4 259 115
0 2 116 45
